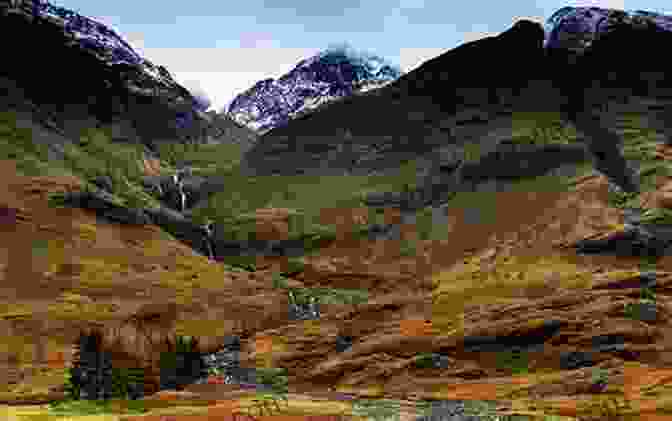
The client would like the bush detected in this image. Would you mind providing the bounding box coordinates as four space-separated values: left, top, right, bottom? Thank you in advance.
414 353 437 369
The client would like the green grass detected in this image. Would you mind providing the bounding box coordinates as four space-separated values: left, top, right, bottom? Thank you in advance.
0 110 163 210
286 286 369 306
154 140 245 177
352 398 401 421
496 349 530 376
413 353 437 369
0 110 61 177
188 108 601 263
4 100 669 273
46 397 150 416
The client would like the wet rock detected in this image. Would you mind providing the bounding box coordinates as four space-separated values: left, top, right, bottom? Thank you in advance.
90 175 114 194
591 334 627 353
335 335 354 353
624 301 658 322
461 320 564 353
559 351 595 371
195 337 267 387
430 353 453 369
415 399 504 421
288 289 321 321
572 222 672 257
58 189 151 225
144 206 212 257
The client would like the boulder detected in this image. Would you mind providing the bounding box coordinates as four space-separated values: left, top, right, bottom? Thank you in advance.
571 217 672 257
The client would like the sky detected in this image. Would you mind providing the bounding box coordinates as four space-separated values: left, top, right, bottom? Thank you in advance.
51 0 672 113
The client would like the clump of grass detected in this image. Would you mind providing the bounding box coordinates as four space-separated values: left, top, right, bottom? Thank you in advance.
606 188 640 209
399 238 417 256
352 398 401 421
414 353 437 369
640 207 672 225
575 395 635 421
47 398 149 416
285 287 368 306
272 273 290 289
496 348 530 376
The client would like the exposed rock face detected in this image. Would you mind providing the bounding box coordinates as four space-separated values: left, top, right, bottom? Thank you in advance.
227 44 402 135
0 0 257 152
544 7 672 53
58 189 153 225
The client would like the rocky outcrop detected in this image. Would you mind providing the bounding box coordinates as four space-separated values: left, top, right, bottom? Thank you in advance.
57 189 152 225
0 0 256 153
227 44 402 135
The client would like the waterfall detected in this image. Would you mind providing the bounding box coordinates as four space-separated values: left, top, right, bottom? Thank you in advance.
179 187 186 212
170 171 187 212
201 221 215 261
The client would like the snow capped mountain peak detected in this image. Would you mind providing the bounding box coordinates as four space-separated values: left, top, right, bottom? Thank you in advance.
226 43 402 134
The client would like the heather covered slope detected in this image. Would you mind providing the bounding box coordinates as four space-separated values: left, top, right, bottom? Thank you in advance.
6 105 672 421
6 3 672 421
6 103 672 420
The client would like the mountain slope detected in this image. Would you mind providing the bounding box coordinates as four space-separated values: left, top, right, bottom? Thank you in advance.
239 20 551 179
226 43 402 135
240 10 672 200
0 0 256 153
6 4 672 421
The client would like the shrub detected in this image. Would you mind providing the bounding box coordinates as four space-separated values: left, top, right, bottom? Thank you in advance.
272 273 290 289
496 348 529 376
414 353 437 369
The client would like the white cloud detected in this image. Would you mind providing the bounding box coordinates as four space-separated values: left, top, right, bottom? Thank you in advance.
172 71 270 112
174 48 318 112
112 37 322 112
565 0 626 10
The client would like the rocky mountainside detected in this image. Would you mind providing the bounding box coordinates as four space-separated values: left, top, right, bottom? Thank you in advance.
240 7 672 202
0 0 257 155
226 44 402 135
5 4 672 421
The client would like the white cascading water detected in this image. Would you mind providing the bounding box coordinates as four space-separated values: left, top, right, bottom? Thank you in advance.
202 221 215 261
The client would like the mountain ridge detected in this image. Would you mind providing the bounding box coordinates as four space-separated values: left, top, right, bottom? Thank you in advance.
226 43 403 134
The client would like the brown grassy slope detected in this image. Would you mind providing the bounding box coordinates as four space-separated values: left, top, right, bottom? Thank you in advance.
6 141 672 420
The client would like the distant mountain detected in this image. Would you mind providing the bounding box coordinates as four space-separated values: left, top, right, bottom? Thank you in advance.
226 43 403 134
